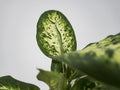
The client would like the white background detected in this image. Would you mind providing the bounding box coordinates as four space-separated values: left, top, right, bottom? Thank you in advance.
0 0 120 90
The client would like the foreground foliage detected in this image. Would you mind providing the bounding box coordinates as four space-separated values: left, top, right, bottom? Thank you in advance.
0 76 40 90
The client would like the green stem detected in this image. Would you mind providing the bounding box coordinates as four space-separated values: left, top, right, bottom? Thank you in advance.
51 59 63 73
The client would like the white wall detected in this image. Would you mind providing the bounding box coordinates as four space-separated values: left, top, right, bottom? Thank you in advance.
0 0 120 90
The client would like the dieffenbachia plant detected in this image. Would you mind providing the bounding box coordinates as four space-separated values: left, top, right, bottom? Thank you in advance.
36 10 77 89
0 10 120 90
36 10 120 90
53 33 120 89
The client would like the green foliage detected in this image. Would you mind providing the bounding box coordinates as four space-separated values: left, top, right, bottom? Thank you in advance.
54 33 120 89
36 10 120 90
0 76 40 90
1 10 120 90
37 69 67 90
36 10 76 58
36 10 77 73
71 77 120 90
71 77 96 90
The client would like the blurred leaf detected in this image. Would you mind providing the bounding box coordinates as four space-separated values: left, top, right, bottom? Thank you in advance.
71 77 119 90
92 81 120 90
0 75 40 90
37 69 67 90
71 77 95 90
53 33 120 88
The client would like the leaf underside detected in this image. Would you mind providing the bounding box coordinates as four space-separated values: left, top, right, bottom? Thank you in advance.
37 69 67 90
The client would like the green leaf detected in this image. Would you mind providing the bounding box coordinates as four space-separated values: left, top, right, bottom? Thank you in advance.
71 77 96 90
37 69 67 90
71 77 119 90
36 10 77 73
53 33 120 88
36 10 76 58
92 83 120 90
0 75 40 90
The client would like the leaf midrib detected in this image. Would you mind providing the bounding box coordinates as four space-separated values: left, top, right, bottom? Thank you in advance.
48 19 64 55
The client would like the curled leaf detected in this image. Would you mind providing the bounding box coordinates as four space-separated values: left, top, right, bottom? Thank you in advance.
37 69 67 90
